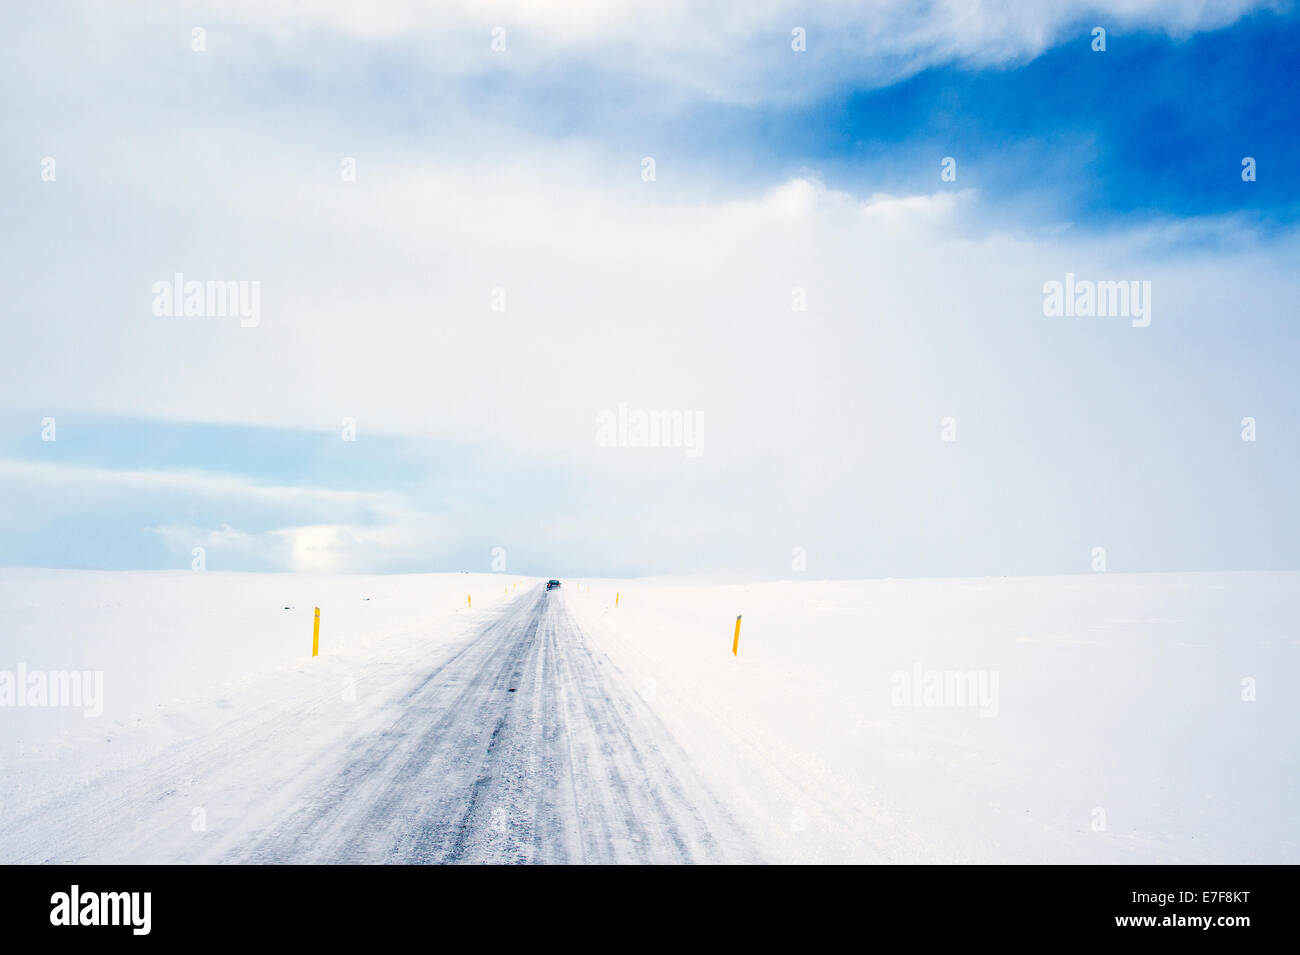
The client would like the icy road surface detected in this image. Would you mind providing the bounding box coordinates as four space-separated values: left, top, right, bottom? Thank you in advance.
0 588 758 864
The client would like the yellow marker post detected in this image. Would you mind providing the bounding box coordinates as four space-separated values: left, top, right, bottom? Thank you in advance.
468 594 471 608
732 615 741 656
313 607 320 657
615 592 619 608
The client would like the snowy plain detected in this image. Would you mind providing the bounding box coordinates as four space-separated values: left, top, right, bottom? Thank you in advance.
0 568 1295 863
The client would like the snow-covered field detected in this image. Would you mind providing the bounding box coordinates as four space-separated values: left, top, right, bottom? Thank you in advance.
0 569 519 749
1 569 1296 863
569 573 1300 863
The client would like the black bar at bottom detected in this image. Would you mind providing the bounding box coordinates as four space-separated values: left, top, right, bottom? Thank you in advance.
0 863 1290 943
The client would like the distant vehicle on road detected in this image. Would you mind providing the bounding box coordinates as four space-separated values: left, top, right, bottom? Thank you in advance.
546 580 561 591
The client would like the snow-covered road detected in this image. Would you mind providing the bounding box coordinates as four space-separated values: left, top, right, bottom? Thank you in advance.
0 587 758 864
4 569 1296 864
230 587 757 863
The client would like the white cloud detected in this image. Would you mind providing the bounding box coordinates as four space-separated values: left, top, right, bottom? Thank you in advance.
138 0 1272 102
2 0 1296 576
0 459 447 573
0 459 398 512
5 145 1297 469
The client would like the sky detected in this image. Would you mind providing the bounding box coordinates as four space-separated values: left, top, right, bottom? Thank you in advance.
1 0 1298 578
